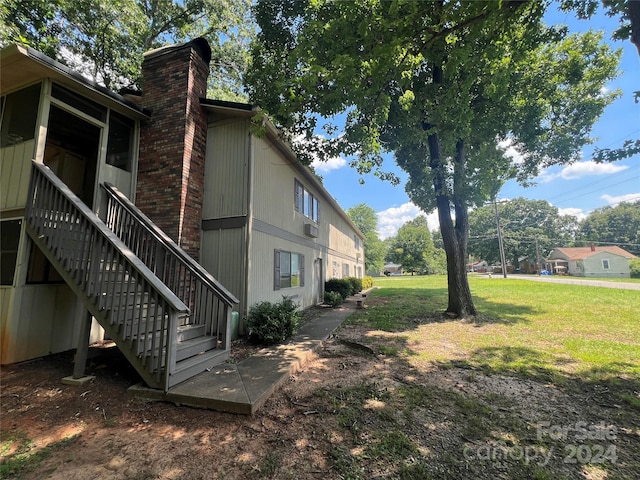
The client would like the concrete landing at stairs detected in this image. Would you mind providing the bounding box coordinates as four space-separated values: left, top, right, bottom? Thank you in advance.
128 296 360 415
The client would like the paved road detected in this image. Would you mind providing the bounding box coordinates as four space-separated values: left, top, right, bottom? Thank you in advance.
485 275 640 291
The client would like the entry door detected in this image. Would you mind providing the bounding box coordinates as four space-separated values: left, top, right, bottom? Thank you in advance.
43 105 100 206
96 111 136 205
314 258 324 305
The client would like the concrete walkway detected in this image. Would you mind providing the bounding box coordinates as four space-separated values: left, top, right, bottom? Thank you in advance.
484 275 640 290
129 296 360 415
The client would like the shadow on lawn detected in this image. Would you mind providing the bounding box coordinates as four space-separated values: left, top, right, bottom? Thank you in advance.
357 287 537 329
326 333 640 479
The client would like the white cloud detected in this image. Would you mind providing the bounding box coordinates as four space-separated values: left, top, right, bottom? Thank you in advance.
376 202 439 240
497 138 525 165
558 207 587 221
311 155 347 173
601 192 640 205
293 134 348 173
540 161 628 182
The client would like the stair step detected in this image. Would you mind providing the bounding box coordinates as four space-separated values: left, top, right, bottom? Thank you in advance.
177 324 206 341
169 349 230 386
176 335 219 362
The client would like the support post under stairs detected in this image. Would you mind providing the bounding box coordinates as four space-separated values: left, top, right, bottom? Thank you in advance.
62 311 95 386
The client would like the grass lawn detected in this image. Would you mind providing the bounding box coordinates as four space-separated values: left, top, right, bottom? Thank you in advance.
359 275 640 384
320 275 640 479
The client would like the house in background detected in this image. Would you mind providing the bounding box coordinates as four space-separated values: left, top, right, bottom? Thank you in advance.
0 38 364 391
383 263 403 276
546 245 636 278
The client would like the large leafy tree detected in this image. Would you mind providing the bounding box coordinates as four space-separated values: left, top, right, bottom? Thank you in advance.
247 0 620 317
468 198 579 268
346 203 385 274
560 0 640 161
388 216 435 275
1 0 254 97
577 201 640 256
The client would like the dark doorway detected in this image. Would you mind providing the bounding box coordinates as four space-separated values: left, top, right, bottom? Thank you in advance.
43 105 100 205
29 105 101 283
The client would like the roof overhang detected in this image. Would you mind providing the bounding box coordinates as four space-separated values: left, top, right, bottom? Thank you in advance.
1 43 149 120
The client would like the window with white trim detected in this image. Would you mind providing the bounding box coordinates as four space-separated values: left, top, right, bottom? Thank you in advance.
342 263 350 277
294 179 319 223
274 250 305 289
602 259 610 270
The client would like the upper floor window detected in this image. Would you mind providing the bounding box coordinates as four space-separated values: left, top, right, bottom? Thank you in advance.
602 259 610 270
1 83 41 147
294 179 319 223
106 111 134 171
51 83 107 122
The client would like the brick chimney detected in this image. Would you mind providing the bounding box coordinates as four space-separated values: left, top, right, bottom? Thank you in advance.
136 38 211 260
591 243 596 252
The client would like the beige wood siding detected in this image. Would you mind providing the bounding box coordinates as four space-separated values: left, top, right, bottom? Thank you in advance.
1 140 36 211
247 230 322 317
200 227 247 318
0 287 14 363
203 120 249 218
251 136 302 232
1 285 85 364
201 110 364 327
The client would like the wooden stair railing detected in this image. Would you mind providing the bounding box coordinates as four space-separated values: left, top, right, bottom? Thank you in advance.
101 182 238 358
23 161 236 391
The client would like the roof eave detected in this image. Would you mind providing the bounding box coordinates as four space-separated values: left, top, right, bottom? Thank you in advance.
0 43 150 119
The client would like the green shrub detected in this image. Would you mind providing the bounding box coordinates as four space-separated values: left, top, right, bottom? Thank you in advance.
246 296 300 345
630 258 640 278
325 278 352 299
324 291 343 307
362 276 374 289
345 277 363 294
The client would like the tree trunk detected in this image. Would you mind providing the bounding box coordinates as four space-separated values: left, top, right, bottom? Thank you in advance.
425 61 477 317
629 0 640 56
427 130 477 318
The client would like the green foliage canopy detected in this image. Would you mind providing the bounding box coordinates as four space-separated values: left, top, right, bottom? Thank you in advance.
0 0 254 98
577 200 640 256
387 216 435 275
468 198 579 268
247 0 621 317
347 203 385 273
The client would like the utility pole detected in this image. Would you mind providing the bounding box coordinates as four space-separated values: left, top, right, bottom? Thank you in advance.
494 199 508 278
535 236 541 275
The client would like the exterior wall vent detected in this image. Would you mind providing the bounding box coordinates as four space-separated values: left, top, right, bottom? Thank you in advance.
304 223 318 238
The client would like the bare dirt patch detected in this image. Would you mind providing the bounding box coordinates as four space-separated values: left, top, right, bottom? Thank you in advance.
2 324 639 479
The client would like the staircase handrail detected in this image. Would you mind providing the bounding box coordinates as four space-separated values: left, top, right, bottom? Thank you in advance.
26 161 189 391
29 162 189 313
101 182 239 307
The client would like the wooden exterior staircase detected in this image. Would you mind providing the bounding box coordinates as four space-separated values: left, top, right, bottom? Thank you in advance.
24 161 238 391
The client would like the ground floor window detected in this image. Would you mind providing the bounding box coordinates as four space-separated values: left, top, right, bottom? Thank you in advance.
342 263 350 278
274 250 305 289
1 219 22 285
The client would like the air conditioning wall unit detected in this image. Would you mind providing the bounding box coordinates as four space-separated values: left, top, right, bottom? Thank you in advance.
304 223 319 238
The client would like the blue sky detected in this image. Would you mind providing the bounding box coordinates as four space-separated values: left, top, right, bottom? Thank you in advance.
310 4 640 239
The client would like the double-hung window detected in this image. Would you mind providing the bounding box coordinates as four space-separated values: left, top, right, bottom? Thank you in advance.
602 259 610 270
274 250 305 289
294 179 319 223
